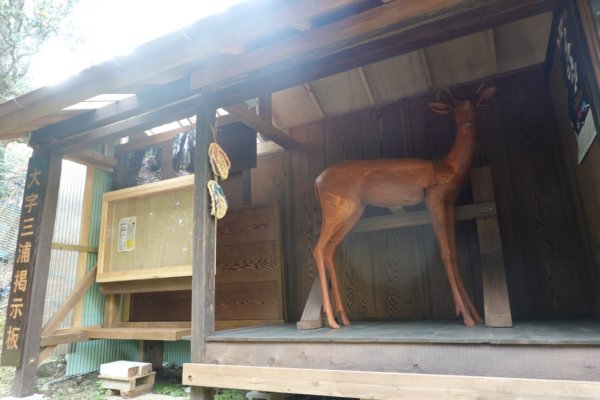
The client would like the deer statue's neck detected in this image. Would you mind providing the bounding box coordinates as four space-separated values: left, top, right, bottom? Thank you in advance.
442 122 478 176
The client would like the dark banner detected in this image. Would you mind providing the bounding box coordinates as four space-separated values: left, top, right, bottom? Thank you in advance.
557 9 591 133
556 8 597 162
1 154 49 367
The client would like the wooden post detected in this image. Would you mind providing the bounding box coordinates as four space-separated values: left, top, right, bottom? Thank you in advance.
191 104 217 400
471 167 512 327
3 150 62 397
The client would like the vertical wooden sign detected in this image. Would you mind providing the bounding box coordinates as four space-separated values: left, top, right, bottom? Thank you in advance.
1 154 49 367
556 7 597 163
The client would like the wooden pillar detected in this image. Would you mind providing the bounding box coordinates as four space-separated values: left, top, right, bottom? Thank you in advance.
190 104 217 400
3 150 62 397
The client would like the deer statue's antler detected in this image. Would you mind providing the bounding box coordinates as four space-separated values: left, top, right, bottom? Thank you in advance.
476 81 486 95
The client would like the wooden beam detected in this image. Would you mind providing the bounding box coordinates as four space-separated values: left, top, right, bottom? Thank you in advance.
296 280 324 330
191 103 217 400
73 166 96 328
183 364 600 400
37 346 57 366
0 0 367 134
471 168 511 327
65 150 117 171
103 294 121 328
81 327 191 341
50 243 98 253
11 151 62 397
40 329 89 347
257 93 273 142
51 95 203 153
223 103 297 150
303 83 325 118
41 266 97 337
30 78 194 145
100 277 192 295
190 0 480 89
114 113 239 155
357 67 376 105
348 201 497 234
487 28 498 74
199 0 561 107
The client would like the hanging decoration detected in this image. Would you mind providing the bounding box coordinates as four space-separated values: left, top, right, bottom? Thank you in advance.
208 142 231 180
206 123 229 219
207 179 228 219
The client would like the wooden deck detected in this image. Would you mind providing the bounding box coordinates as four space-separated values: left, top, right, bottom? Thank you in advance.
206 318 600 345
200 319 600 382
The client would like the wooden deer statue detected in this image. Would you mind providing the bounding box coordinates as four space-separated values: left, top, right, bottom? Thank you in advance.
312 84 496 328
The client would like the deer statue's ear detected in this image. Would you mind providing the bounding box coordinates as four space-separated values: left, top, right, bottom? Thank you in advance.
476 86 496 107
428 102 454 115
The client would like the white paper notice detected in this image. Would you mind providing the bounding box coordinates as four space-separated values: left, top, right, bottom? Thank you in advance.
118 216 136 252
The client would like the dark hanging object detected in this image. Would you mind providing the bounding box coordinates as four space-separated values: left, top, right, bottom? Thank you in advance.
172 129 196 175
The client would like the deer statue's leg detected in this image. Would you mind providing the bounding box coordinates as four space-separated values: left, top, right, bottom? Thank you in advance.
445 203 483 324
425 187 476 326
322 204 365 327
313 190 362 329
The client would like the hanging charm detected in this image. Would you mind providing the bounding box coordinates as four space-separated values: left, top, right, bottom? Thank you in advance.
207 179 228 219
208 142 231 180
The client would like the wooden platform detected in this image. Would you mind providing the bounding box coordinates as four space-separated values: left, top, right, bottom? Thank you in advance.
207 318 600 345
183 364 600 400
81 326 191 341
200 319 600 382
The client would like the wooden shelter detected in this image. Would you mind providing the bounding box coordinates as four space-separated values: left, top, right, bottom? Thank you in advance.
2 0 600 398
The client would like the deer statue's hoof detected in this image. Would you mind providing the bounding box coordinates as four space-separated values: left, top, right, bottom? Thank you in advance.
340 314 351 327
326 318 340 329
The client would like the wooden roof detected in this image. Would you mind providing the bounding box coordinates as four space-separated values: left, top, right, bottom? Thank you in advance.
0 0 559 153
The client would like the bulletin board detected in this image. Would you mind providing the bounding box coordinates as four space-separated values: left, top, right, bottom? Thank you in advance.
97 174 195 282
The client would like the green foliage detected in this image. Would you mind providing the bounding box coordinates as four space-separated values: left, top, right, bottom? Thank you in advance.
153 382 188 397
0 140 30 204
215 389 247 400
0 0 76 100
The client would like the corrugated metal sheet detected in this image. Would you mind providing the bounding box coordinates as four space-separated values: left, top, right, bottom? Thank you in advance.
44 161 87 330
66 168 142 375
164 340 190 366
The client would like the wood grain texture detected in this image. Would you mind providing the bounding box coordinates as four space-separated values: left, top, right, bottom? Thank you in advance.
290 122 326 318
183 363 600 400
288 66 593 322
549 46 600 316
471 168 512 327
204 340 600 382
126 203 285 325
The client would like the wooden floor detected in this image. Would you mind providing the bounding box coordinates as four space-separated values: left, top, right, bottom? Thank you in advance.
207 318 600 345
202 318 600 381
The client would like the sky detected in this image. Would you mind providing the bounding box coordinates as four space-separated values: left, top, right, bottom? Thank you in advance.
28 0 247 88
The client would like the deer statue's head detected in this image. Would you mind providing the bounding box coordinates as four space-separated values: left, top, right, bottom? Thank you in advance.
427 83 496 127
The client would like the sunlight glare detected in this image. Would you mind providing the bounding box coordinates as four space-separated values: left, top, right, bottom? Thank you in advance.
28 0 248 88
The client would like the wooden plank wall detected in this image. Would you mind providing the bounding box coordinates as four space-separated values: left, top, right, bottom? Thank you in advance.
549 48 600 316
287 66 594 321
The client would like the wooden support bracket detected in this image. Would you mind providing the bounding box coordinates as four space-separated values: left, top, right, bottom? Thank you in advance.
471 167 512 327
41 266 97 337
296 280 323 330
